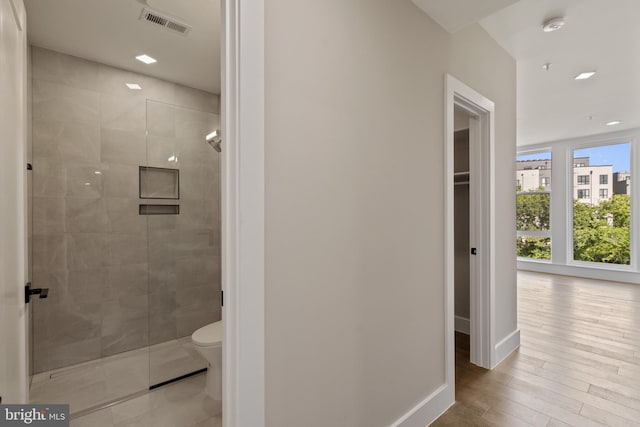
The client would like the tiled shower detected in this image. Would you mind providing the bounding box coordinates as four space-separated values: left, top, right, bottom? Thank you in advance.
29 46 221 412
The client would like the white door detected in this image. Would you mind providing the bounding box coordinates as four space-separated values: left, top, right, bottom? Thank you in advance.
0 0 29 403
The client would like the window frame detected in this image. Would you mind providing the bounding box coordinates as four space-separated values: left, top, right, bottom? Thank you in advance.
516 149 553 263
516 128 639 283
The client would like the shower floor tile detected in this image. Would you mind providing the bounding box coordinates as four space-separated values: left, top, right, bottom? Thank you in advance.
30 337 207 415
70 374 221 427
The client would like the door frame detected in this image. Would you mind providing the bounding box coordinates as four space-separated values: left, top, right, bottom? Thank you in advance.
221 0 266 426
444 74 495 384
0 0 29 404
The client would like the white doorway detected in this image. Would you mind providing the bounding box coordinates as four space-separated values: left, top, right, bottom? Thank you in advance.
445 74 496 393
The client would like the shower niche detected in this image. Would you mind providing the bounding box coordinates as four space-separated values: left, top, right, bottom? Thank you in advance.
139 166 180 200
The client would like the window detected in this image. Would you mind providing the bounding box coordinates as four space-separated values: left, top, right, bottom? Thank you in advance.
573 143 631 265
577 189 590 199
577 175 590 185
574 163 585 167
516 151 552 260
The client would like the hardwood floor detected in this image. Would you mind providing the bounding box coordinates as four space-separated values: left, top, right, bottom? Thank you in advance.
432 270 640 427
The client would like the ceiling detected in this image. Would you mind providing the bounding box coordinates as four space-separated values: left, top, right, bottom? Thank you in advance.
23 0 220 93
480 0 640 146
411 0 519 33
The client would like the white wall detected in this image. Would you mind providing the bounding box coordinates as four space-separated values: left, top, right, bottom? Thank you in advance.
0 0 29 403
264 1 516 425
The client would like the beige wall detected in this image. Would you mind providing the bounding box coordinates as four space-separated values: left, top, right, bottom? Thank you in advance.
264 1 516 425
450 25 518 344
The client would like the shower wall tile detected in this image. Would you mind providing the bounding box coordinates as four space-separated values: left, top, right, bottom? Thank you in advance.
100 95 146 132
175 108 218 140
105 263 148 300
33 80 100 127
176 284 219 337
97 66 175 105
32 162 66 199
105 198 145 234
32 234 67 273
67 268 108 304
105 234 147 266
146 135 179 168
31 47 221 373
33 197 66 235
101 295 149 356
32 46 100 91
65 165 104 197
34 299 102 349
100 129 146 166
149 311 177 345
66 233 107 270
32 269 68 305
173 85 219 114
32 120 100 165
147 101 177 138
66 198 110 233
102 164 138 198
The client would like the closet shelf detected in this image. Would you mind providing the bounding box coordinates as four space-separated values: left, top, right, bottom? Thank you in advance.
454 171 470 176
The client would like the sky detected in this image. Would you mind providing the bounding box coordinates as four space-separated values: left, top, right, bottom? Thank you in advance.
517 142 630 173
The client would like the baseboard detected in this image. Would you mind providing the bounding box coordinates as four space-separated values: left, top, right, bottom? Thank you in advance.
492 328 520 368
390 383 454 427
454 316 470 335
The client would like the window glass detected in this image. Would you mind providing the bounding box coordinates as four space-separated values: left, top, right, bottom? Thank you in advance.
516 152 552 260
572 143 631 265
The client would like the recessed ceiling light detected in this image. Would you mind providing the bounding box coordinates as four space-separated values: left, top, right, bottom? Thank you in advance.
575 71 596 80
542 17 565 32
94 171 102 175
542 63 552 71
606 120 621 126
135 54 157 65
126 83 142 90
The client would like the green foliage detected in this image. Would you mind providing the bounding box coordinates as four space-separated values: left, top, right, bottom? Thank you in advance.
516 236 551 260
573 195 630 265
516 190 630 264
516 192 550 231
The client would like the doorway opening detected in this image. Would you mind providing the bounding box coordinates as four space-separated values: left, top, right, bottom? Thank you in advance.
445 74 496 399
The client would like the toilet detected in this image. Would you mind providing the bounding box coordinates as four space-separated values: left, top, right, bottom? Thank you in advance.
192 321 223 400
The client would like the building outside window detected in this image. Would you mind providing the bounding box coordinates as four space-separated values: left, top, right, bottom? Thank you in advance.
572 143 630 265
516 152 552 260
578 189 590 199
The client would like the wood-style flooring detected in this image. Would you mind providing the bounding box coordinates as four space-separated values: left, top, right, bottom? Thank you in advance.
432 270 640 427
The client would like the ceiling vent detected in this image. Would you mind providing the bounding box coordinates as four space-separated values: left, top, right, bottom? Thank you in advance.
139 8 191 35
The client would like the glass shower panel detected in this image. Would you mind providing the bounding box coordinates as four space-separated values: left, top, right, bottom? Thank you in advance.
145 100 221 386
29 59 151 413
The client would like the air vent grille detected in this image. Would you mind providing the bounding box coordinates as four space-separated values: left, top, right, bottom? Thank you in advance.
140 8 191 35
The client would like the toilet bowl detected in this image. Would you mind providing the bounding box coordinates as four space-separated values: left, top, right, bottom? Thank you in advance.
192 321 223 400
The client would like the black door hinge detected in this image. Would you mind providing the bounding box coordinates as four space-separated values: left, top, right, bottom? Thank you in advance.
471 248 477 255
27 163 32 170
25 282 49 304
221 290 224 307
